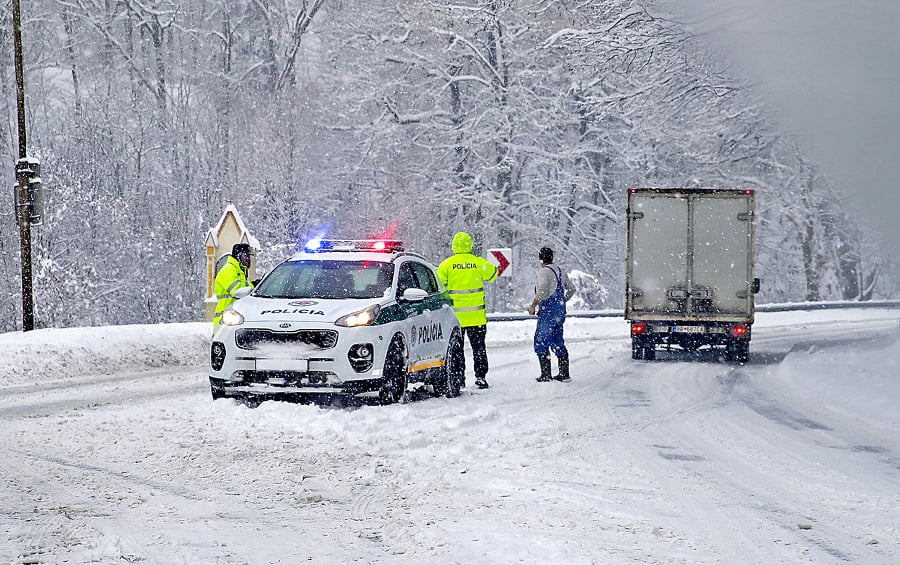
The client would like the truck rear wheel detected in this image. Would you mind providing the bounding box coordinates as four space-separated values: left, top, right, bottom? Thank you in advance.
631 339 644 360
733 341 749 363
631 339 655 360
725 340 749 364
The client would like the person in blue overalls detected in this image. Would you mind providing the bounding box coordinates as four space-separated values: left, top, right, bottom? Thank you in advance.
527 247 577 382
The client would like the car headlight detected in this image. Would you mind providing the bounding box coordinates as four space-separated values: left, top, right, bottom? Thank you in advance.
221 309 245 326
335 304 380 327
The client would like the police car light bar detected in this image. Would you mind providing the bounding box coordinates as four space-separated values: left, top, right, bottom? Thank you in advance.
304 239 404 253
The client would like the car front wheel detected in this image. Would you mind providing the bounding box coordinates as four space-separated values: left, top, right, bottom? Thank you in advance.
379 338 408 405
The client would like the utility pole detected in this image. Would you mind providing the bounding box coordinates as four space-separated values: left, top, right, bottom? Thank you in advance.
13 0 34 331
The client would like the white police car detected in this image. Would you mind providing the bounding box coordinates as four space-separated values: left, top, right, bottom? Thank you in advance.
209 240 464 404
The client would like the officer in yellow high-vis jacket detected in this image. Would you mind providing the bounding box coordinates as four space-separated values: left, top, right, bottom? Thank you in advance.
213 243 254 331
437 232 499 389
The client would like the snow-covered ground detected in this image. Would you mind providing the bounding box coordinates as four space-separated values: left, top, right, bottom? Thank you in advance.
1 308 898 564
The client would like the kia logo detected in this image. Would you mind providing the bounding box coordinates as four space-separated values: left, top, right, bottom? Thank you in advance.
279 323 292 329
288 300 318 307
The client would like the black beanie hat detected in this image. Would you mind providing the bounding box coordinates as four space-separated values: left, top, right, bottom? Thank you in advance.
232 243 252 257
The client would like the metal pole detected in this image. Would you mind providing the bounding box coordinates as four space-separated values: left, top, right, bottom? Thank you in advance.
13 0 34 331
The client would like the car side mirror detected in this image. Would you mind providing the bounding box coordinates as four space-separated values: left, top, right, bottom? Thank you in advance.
235 286 253 299
752 278 761 294
400 288 428 302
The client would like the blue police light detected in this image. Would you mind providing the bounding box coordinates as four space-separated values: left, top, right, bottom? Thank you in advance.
302 224 332 251
305 238 338 251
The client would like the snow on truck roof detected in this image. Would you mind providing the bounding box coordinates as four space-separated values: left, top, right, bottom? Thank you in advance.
628 187 754 195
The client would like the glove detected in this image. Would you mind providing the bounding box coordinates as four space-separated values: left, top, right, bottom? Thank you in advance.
251 279 262 287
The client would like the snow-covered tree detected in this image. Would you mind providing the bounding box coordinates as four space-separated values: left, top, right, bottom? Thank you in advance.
0 0 892 330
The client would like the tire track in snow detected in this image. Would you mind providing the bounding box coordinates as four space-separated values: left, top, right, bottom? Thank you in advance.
0 367 206 420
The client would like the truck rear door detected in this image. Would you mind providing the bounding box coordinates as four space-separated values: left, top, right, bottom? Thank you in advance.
627 191 689 315
627 189 754 319
691 194 754 316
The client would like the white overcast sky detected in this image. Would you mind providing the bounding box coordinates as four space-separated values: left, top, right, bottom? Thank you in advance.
677 0 900 272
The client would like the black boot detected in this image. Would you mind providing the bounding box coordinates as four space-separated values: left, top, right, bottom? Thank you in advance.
554 354 570 381
535 353 553 382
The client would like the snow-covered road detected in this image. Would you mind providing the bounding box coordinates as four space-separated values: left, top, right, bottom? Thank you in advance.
1 308 898 564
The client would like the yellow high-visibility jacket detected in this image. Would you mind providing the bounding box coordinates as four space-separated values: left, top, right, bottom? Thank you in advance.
213 256 252 329
437 234 498 327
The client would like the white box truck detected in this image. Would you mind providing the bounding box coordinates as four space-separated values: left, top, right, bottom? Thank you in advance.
625 188 759 362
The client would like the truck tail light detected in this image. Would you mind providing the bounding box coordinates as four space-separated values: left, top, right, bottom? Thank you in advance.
631 322 647 335
732 325 748 337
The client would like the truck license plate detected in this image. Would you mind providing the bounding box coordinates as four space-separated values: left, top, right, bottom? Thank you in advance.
673 325 704 334
255 358 309 372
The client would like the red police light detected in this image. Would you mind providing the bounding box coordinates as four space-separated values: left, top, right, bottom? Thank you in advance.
365 240 403 252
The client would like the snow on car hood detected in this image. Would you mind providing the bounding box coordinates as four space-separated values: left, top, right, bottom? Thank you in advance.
232 295 382 324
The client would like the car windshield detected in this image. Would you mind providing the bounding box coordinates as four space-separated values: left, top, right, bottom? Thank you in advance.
254 260 395 299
